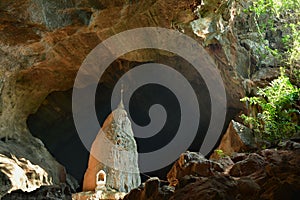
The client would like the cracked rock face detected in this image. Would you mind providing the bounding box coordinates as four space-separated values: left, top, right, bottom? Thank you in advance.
124 144 300 200
0 135 69 198
0 0 245 140
0 0 269 195
0 153 52 196
83 102 140 193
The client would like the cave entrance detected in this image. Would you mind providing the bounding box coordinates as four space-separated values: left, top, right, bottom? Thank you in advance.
27 54 232 190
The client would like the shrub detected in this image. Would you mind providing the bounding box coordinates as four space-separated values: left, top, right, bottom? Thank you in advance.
214 149 227 158
246 0 300 67
241 68 300 144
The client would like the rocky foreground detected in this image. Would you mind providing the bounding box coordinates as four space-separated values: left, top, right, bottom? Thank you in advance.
2 139 299 200
123 141 300 200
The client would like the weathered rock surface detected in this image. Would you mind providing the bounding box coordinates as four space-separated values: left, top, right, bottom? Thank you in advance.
229 153 265 177
2 184 72 200
0 0 246 140
0 135 76 198
0 0 249 189
124 143 300 200
123 177 174 200
0 153 51 197
167 151 223 186
0 0 291 196
254 147 300 200
170 175 260 200
83 102 140 193
210 120 256 159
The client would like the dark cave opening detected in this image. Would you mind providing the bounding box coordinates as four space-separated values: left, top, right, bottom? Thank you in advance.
27 54 236 191
26 89 90 189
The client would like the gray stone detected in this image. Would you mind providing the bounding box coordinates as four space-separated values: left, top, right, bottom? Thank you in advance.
240 38 276 67
232 120 256 148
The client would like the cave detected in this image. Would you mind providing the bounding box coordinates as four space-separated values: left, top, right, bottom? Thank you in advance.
2 0 299 198
27 53 236 190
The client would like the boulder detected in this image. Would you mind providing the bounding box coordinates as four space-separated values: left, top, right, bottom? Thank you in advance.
210 120 256 159
169 175 260 200
229 153 265 177
123 177 174 200
124 175 260 200
229 148 300 199
167 151 223 187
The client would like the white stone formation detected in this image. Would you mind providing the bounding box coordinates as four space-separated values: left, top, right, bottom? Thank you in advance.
83 88 141 192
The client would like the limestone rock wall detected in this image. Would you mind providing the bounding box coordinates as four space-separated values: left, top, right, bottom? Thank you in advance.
0 0 277 194
0 0 249 140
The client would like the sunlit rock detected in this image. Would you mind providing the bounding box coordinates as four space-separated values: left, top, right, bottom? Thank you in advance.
0 153 52 197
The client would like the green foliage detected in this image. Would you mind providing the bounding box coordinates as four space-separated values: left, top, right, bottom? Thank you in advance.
247 0 300 67
241 68 300 143
214 149 227 158
286 23 300 65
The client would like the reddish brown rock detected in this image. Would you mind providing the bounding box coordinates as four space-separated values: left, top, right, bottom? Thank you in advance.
210 120 256 159
123 145 300 200
123 177 174 200
167 152 223 187
124 175 261 200
229 153 265 177
257 149 300 200
170 175 260 200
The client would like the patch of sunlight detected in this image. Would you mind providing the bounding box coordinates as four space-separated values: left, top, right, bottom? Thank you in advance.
0 153 52 193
